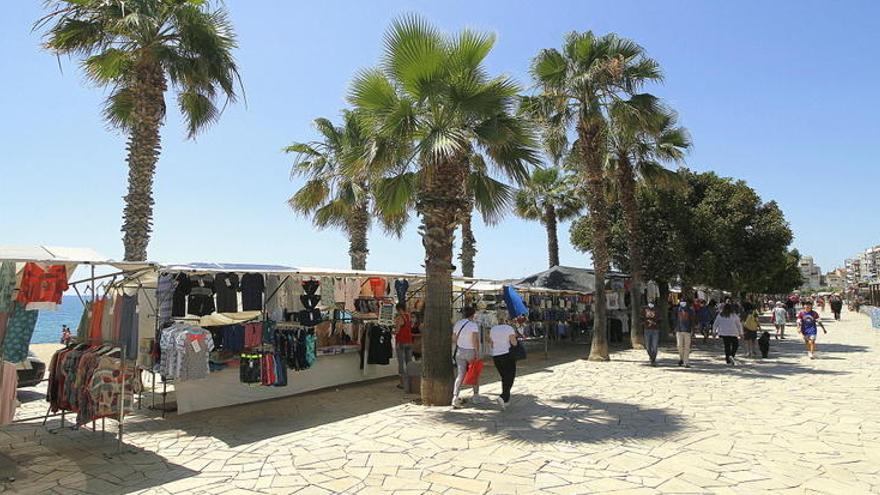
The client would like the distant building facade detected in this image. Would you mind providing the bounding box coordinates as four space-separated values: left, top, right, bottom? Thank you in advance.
798 255 822 291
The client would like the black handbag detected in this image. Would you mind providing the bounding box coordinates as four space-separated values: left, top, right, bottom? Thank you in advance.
510 329 527 361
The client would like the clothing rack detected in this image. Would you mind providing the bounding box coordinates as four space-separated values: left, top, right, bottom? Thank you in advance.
34 339 133 456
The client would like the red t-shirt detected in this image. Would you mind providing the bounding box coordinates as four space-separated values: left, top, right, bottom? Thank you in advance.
396 313 413 344
16 263 68 305
369 277 386 298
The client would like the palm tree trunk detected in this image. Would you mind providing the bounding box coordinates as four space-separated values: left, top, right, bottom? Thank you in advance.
578 118 610 361
419 161 467 406
122 63 166 261
545 204 560 268
459 209 476 278
348 201 369 270
617 157 644 349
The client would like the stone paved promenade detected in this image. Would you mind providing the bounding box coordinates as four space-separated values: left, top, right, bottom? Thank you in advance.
2 308 879 494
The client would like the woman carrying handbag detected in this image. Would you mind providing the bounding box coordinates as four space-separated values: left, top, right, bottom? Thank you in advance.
489 315 524 410
452 307 481 409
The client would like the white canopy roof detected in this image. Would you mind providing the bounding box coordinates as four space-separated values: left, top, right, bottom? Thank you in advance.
0 245 111 264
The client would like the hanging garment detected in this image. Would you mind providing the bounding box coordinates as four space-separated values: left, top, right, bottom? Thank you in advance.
156 273 175 323
16 263 68 310
300 294 321 309
0 312 8 351
320 277 336 304
187 275 216 316
214 272 240 313
333 277 347 307
503 285 528 318
0 361 17 425
119 295 138 359
75 301 92 342
367 325 393 365
243 322 263 348
0 262 16 313
158 323 214 381
394 279 409 304
240 273 265 311
368 278 386 298
99 294 114 343
265 275 283 320
171 273 191 317
301 279 320 296
2 302 38 363
108 294 123 343
239 353 262 384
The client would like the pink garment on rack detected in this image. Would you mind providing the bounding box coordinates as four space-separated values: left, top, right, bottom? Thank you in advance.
0 361 18 425
243 322 263 348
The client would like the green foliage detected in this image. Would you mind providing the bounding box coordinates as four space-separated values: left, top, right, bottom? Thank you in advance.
571 169 802 294
570 180 688 283
350 13 540 215
514 167 582 224
38 0 242 138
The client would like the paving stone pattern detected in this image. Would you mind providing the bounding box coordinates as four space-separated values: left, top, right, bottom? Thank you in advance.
1 308 879 494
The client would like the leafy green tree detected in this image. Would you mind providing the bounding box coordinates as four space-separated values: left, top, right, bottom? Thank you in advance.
607 95 691 347
514 167 582 268
38 0 241 261
286 111 403 270
351 15 539 405
526 31 661 360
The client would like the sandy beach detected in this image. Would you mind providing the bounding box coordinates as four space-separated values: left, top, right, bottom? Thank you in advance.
30 343 62 365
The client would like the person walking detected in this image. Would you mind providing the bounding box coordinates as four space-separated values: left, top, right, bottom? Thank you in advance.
713 303 743 365
451 307 481 408
643 302 660 366
829 296 843 321
742 308 762 357
393 303 414 390
797 301 827 359
674 300 695 368
696 300 712 343
489 317 518 409
772 302 788 339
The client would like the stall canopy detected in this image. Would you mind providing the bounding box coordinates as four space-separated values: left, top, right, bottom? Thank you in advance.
517 265 598 293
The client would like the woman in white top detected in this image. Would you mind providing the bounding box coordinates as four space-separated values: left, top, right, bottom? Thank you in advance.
713 303 744 365
490 316 519 409
451 307 481 409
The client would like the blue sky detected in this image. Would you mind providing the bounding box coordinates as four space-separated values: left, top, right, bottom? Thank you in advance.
1 0 878 279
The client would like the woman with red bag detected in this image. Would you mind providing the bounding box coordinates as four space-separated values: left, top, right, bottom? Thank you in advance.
451 307 481 409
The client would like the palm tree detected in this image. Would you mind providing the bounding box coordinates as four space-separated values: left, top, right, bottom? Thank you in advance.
38 0 241 261
527 31 661 360
608 95 691 348
285 111 403 270
351 15 539 405
459 154 514 278
514 167 582 268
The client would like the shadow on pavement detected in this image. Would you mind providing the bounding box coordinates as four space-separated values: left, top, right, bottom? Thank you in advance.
0 425 197 495
118 344 593 448
431 393 683 444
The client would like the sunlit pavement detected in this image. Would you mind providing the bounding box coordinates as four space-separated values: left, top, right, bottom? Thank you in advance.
2 308 879 494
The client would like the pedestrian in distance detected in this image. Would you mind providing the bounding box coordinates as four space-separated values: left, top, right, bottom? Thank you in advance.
60 324 71 345
797 301 827 359
451 307 481 409
643 302 661 366
772 302 788 339
696 299 712 343
489 315 519 410
393 303 414 390
829 296 843 321
713 303 743 365
742 308 762 358
674 300 696 368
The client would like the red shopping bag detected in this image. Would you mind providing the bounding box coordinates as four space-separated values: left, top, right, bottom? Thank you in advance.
462 359 484 386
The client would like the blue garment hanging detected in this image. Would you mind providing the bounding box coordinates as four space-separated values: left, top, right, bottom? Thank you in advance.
503 286 528 318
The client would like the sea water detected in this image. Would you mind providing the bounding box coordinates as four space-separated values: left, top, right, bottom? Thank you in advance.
31 295 85 344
